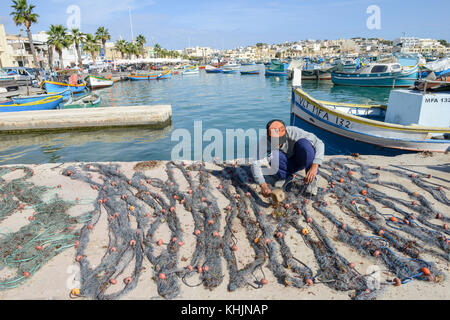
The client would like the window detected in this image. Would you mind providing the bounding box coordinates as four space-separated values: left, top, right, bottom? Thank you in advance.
371 65 388 73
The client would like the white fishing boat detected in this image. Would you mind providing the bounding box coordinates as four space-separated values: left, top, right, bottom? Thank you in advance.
222 61 241 71
85 75 114 89
290 69 450 154
182 65 199 75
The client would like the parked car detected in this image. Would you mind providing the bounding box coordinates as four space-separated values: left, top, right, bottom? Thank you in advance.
0 69 19 91
2 67 37 86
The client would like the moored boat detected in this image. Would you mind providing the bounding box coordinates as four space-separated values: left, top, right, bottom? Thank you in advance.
290 69 450 154
0 95 64 113
205 65 223 73
43 80 87 94
157 70 172 80
331 63 419 87
182 66 199 75
240 70 260 75
128 73 160 81
85 75 114 89
265 59 287 76
60 92 101 109
11 89 71 105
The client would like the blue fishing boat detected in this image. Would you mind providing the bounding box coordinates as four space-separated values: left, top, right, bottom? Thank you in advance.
222 69 238 74
265 59 287 76
11 89 71 104
157 70 172 80
205 66 223 73
128 73 160 80
331 63 419 87
43 81 87 94
0 95 63 113
240 70 260 75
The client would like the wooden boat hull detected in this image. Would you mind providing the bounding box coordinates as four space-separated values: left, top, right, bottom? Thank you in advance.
205 68 222 73
157 71 172 80
265 69 287 77
12 90 71 104
43 81 87 94
240 70 260 75
290 88 450 154
331 66 419 87
128 73 160 81
0 95 63 113
86 76 114 89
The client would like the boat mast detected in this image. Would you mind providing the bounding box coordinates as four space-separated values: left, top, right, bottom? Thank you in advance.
129 8 134 42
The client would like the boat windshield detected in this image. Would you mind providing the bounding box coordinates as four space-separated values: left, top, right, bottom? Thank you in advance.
371 65 388 73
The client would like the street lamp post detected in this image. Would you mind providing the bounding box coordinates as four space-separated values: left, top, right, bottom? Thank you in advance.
19 29 30 95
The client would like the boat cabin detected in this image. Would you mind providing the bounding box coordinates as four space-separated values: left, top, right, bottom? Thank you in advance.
356 63 402 74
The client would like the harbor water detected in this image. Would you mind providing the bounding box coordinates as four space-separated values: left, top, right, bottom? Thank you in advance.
0 67 392 165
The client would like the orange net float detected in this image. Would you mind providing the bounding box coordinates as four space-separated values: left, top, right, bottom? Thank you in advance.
194 230 201 236
260 278 268 285
158 273 167 280
124 277 133 285
393 278 401 286
421 267 431 276
109 278 117 285
231 245 238 251
361 190 367 196
203 266 209 272
157 239 163 246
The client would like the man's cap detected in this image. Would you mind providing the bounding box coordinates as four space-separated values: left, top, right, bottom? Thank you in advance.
266 120 287 145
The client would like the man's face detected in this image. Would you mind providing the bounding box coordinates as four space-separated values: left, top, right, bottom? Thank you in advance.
268 121 287 148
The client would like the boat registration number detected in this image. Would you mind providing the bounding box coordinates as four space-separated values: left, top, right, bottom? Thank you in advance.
298 96 351 129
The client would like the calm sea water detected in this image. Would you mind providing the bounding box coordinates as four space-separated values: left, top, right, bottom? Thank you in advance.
0 66 392 165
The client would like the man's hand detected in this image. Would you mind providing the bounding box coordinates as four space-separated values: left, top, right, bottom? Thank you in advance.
304 163 319 184
260 183 272 198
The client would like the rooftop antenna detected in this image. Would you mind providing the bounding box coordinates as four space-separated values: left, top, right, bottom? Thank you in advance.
129 7 134 42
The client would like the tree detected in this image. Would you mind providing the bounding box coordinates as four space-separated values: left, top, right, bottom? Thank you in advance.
95 26 110 56
70 28 86 67
136 34 146 58
125 42 138 59
115 39 127 59
47 24 71 69
154 43 161 58
83 33 100 64
10 0 39 67
437 39 448 47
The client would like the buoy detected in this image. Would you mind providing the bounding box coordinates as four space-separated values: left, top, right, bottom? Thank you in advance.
301 228 309 235
213 232 219 237
197 266 203 273
276 232 283 238
390 217 398 222
348 171 354 176
265 238 271 244
172 237 178 242
157 239 163 246
124 277 133 285
373 250 381 257
170 207 175 212
208 220 214 225
76 255 84 262
110 278 117 285
349 263 356 269
226 206 232 211
187 265 194 271
159 273 167 280
194 230 201 236
110 247 117 252
436 213 442 219
71 288 81 296
36 245 43 251
203 266 209 272
421 267 431 275
284 204 290 209
393 278 401 286
340 178 345 183
231 245 238 251
218 185 223 190
177 241 184 247
305 278 314 286
307 217 312 223
261 278 268 285
23 272 30 278
129 240 136 246
188 190 193 194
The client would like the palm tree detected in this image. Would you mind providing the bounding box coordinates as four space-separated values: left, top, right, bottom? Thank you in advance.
70 28 85 67
154 43 161 58
47 24 71 69
125 42 138 59
115 39 127 59
95 26 110 56
136 34 146 58
10 0 39 67
83 33 100 64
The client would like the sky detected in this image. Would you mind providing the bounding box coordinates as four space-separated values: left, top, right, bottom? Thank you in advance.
1 0 449 50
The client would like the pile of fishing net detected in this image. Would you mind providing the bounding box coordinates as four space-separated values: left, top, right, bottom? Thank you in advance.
0 166 87 290
1 159 448 300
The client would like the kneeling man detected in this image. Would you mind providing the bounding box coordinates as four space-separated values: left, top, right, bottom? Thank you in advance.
251 119 325 197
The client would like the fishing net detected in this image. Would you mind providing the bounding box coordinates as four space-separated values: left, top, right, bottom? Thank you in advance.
1 158 447 300
0 166 84 291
